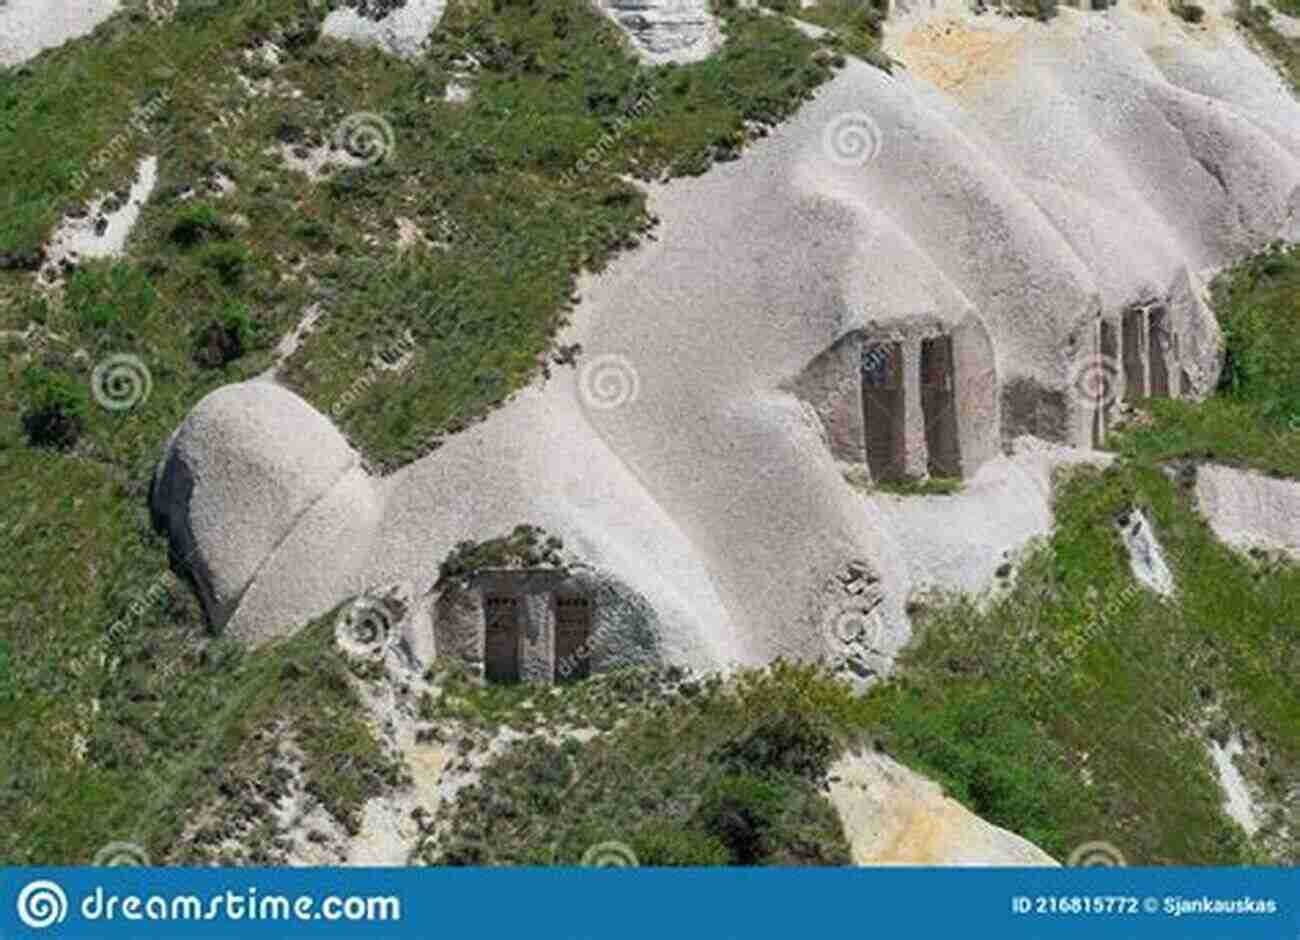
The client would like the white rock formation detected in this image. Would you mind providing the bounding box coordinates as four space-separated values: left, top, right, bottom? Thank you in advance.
41 155 158 286
828 750 1059 865
1207 733 1262 837
0 0 121 68
320 0 447 60
1118 507 1176 597
1196 464 1300 560
594 0 723 65
153 4 1300 674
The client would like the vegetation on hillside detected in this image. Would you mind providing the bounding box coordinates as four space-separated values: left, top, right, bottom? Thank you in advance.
429 664 855 866
424 459 1298 867
0 0 859 864
1117 243 1300 478
1239 0 1300 92
0 0 1296 871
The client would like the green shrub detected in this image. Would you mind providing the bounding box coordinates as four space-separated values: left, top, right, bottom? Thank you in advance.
0 639 14 704
197 241 252 287
193 302 259 368
630 822 731 866
1001 0 1058 19
20 366 88 450
1232 0 1272 24
694 773 790 864
169 202 232 248
712 710 837 781
437 524 565 586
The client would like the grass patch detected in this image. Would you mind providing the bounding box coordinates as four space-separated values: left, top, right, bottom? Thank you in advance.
860 462 1299 863
781 0 893 65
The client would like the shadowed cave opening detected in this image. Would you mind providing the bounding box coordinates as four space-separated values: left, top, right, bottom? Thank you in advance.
921 335 961 478
862 341 907 483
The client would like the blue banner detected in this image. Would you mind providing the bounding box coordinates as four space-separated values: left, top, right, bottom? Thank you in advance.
1 866 1296 939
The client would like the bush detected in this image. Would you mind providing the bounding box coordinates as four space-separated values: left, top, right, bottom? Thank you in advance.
198 241 252 287
712 710 836 781
192 302 260 368
1232 0 1272 24
1172 0 1205 21
1006 0 1058 19
694 773 791 864
630 822 731 866
169 202 232 248
20 366 88 450
437 524 565 586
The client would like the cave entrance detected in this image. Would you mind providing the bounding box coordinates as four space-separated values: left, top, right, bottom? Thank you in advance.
484 595 521 684
554 595 593 683
920 335 961 478
862 342 906 482
1122 307 1145 403
1148 307 1171 399
1095 320 1118 447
